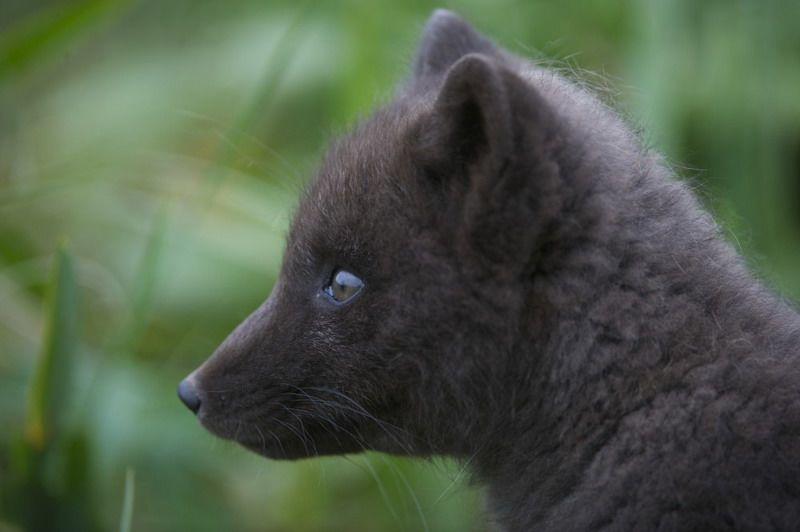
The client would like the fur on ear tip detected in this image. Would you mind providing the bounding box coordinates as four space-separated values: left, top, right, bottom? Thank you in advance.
413 9 497 79
444 52 499 77
426 9 466 30
435 53 506 110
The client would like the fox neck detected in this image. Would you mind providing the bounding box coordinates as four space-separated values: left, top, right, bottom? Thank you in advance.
460 183 800 528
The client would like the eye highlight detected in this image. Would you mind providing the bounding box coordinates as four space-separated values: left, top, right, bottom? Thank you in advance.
323 269 364 303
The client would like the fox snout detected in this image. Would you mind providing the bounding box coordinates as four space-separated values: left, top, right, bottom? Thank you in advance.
177 295 276 432
176 277 405 460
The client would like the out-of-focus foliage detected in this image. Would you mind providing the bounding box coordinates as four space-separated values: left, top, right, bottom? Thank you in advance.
0 1 798 530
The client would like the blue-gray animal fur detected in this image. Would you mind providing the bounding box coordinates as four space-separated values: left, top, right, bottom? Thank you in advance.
181 10 800 531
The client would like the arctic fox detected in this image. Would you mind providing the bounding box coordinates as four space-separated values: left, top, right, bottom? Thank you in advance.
180 10 800 531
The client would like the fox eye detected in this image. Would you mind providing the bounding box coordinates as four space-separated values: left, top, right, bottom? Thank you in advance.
324 269 363 303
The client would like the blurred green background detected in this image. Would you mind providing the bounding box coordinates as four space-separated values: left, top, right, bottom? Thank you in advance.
0 0 798 530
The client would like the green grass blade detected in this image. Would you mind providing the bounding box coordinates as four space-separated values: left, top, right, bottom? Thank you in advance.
24 244 78 450
119 467 136 532
113 206 169 356
204 2 313 195
0 0 131 82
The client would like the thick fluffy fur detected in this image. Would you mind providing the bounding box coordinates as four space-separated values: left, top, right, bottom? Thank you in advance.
183 10 800 530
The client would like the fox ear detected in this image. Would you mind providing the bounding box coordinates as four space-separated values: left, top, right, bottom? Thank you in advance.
416 53 560 274
420 54 520 178
413 9 498 80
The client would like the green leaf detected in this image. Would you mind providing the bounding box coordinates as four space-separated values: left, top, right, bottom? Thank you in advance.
24 244 78 450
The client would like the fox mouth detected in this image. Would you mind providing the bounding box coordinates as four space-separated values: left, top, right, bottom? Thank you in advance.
194 393 372 460
180 374 410 459
220 418 312 459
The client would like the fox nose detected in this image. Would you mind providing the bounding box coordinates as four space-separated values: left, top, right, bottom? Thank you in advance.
178 378 201 414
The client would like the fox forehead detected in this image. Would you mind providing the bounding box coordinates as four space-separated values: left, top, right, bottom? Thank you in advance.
316 100 426 197
286 100 431 259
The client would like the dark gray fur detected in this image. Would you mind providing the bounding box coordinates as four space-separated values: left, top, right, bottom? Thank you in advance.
183 10 800 531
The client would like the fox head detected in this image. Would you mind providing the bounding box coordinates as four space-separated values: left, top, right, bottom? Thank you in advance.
179 10 592 461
